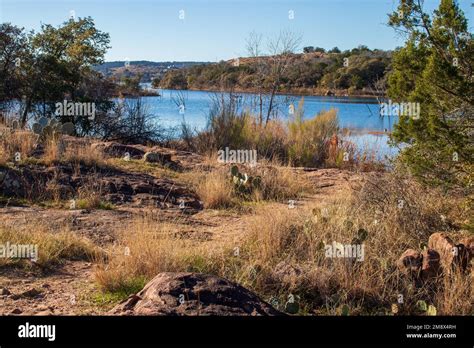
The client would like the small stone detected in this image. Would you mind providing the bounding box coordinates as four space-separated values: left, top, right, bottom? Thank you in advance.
1 288 11 296
143 151 171 164
10 308 22 315
20 288 42 298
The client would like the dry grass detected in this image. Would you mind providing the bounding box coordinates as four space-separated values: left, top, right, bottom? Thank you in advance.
194 170 236 209
288 107 339 167
256 164 312 201
94 216 214 292
62 140 105 167
0 224 102 269
42 136 62 164
0 128 37 165
94 173 472 315
188 163 312 209
0 126 106 169
233 173 473 315
76 176 113 210
43 136 106 167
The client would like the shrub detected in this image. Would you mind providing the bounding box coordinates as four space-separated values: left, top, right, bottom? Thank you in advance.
287 105 339 167
194 170 236 209
0 128 37 165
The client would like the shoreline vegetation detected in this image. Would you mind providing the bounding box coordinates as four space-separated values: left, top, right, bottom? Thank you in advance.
117 85 381 101
182 86 381 99
0 0 472 317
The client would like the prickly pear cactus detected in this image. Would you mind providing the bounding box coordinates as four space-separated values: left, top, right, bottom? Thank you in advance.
60 122 75 135
229 165 262 196
31 118 75 141
38 117 49 128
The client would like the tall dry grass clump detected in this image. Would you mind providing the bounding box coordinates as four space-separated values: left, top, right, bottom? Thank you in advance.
287 105 339 167
42 136 62 164
187 94 380 170
194 170 236 209
0 223 102 269
189 163 311 209
43 136 106 167
94 215 218 293
251 164 312 202
62 139 106 167
0 128 37 165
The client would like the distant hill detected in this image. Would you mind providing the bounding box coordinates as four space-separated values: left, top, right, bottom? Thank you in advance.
94 60 211 83
158 48 392 96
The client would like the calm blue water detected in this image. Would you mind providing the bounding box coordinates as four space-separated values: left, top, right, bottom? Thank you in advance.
5 86 399 159
140 87 399 159
142 88 397 131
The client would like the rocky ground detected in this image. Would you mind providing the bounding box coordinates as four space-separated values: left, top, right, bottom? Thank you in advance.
0 139 364 315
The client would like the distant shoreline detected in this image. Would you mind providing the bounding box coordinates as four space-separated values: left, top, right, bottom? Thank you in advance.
188 86 381 99
145 85 381 101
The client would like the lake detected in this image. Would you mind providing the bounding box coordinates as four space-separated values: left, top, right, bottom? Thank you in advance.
140 87 400 159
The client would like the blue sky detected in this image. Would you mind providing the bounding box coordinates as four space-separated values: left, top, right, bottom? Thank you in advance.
1 0 472 62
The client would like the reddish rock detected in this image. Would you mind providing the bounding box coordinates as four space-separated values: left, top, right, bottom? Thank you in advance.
428 233 456 268
459 236 474 258
397 249 422 277
421 249 441 280
428 232 472 271
10 308 22 315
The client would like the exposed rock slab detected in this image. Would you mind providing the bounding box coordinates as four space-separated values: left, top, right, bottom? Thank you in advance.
110 272 283 316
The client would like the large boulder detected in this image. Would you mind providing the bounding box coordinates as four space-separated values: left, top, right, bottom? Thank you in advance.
428 232 471 271
110 272 283 316
421 249 441 280
459 236 474 259
428 232 456 268
397 232 473 285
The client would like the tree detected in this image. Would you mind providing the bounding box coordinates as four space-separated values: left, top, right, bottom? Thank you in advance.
159 69 188 89
18 17 110 126
151 76 162 89
246 30 301 126
387 0 473 190
0 23 28 111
